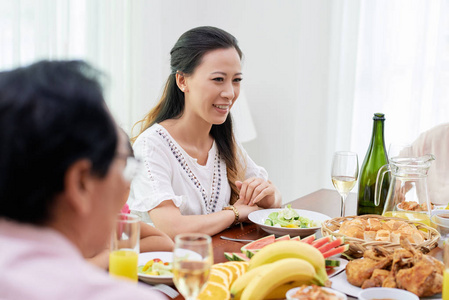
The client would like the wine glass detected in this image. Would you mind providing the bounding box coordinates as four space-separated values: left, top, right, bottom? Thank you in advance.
331 151 359 217
172 233 213 300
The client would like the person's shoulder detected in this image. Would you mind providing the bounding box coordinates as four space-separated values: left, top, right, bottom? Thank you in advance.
419 122 449 142
134 124 167 149
135 124 163 141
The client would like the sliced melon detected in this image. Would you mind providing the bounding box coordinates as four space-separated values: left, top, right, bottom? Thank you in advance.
232 252 250 262
274 234 291 242
240 234 275 256
290 236 301 241
317 237 345 254
224 252 235 261
323 244 350 258
325 259 341 268
245 249 257 258
311 236 332 248
300 234 316 244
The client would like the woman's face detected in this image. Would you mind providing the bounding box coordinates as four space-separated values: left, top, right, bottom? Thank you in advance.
182 47 242 126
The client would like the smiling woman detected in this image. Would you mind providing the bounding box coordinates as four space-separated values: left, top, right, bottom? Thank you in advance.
127 26 281 239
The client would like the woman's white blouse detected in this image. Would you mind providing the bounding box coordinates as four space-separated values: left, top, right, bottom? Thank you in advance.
127 124 268 223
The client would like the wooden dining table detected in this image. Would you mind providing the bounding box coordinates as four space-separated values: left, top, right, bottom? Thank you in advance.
171 188 442 300
170 188 357 300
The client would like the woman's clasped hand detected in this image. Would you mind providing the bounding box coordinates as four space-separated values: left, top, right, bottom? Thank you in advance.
235 178 279 207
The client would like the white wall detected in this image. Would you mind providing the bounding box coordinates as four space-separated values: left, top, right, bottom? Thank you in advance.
119 0 336 204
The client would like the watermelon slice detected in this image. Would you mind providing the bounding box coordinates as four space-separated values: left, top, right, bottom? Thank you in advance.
322 244 350 258
311 236 332 248
300 234 316 244
290 236 301 241
325 259 341 267
224 252 235 261
232 252 250 261
240 235 275 255
245 249 257 258
317 237 345 254
275 235 291 241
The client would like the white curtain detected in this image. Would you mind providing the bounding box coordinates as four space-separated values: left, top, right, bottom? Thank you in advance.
0 0 159 133
350 0 449 158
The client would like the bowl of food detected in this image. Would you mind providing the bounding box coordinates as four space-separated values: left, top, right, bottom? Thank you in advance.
286 285 347 300
248 205 331 237
358 287 419 300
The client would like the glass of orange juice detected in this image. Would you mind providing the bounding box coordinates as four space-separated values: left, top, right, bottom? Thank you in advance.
109 213 140 282
444 240 449 300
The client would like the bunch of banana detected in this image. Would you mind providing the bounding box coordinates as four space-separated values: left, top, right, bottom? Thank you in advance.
230 257 316 300
248 240 329 286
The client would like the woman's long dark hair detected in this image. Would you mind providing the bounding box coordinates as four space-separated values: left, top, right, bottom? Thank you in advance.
132 26 244 204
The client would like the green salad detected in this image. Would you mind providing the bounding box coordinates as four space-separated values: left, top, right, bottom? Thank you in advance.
264 205 318 228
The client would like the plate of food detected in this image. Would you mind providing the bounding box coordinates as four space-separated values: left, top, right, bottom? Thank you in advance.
331 271 442 299
248 205 332 236
138 251 173 285
332 238 443 299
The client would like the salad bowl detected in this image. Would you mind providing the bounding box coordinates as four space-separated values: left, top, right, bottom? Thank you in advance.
248 208 331 237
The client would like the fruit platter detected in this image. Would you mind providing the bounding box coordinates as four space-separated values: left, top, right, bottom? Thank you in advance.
196 234 349 299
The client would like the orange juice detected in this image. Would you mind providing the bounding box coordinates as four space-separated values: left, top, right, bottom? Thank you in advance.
383 211 431 226
109 250 138 281
444 269 449 300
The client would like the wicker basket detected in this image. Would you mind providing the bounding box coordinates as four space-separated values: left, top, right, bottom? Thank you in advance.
321 214 440 258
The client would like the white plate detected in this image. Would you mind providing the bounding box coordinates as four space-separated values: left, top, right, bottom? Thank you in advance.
138 251 173 285
331 270 442 299
248 209 332 237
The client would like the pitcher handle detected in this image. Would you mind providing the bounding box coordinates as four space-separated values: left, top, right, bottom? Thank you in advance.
375 164 390 207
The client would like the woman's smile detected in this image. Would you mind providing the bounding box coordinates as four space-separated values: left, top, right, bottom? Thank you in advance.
212 103 231 114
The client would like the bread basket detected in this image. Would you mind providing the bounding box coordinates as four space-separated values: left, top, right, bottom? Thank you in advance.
321 214 440 258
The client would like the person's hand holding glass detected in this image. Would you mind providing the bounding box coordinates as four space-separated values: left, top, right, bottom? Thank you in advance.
173 233 213 300
331 151 359 217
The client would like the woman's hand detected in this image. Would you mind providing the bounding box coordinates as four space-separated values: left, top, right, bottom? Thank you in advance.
233 199 261 222
235 178 281 208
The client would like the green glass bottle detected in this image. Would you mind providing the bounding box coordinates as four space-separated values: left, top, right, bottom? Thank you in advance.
357 113 390 215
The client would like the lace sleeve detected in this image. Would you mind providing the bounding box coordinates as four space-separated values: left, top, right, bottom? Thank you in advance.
127 135 184 213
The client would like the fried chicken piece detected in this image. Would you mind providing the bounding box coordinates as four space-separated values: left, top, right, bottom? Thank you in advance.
364 247 391 261
381 247 413 289
361 269 391 289
396 255 444 297
346 257 391 287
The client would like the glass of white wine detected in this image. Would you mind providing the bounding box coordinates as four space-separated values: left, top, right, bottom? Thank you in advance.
331 151 359 217
172 233 213 300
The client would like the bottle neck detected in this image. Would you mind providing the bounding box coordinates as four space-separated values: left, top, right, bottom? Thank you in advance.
370 119 386 150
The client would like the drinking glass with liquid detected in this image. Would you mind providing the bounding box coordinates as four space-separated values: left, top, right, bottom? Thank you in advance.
444 240 449 300
173 233 213 300
109 213 140 281
331 151 359 217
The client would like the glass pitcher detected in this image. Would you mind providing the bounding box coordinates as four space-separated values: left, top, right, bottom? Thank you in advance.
374 154 435 225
